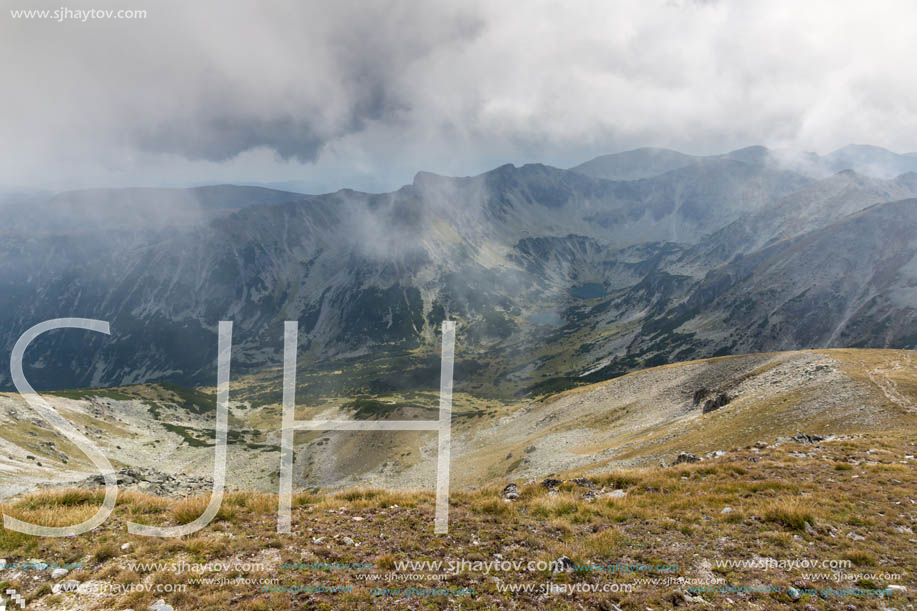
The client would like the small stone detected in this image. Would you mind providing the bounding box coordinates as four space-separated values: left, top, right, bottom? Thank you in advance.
684 591 711 606
121 542 132 551
805 521 817 536
149 600 174 611
552 556 575 573
501 483 520 501
352 516 364 521
51 568 69 578
721 507 733 514
605 489 627 499
342 536 356 546
52 579 81 594
541 478 562 490
788 587 801 601
847 532 865 541
887 584 907 594
312 536 325 544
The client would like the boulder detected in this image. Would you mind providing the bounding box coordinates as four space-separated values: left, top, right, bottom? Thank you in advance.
702 393 731 414
570 477 596 490
501 483 520 501
674 452 700 465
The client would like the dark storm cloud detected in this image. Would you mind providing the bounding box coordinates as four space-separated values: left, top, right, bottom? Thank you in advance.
2 0 917 191
124 3 453 162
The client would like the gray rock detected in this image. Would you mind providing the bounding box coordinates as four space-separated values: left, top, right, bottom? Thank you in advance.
570 477 596 490
76 467 213 497
702 393 730 414
149 600 174 611
791 432 826 444
501 483 520 501
52 579 81 594
847 532 865 541
540 478 562 490
51 568 69 578
788 587 801 601
674 452 700 465
552 556 575 573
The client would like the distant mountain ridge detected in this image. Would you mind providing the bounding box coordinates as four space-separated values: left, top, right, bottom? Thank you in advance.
571 143 917 181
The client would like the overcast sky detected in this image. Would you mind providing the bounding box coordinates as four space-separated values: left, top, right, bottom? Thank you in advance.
2 0 917 193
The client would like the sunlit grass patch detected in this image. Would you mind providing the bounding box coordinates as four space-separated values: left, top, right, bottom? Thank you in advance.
762 498 818 531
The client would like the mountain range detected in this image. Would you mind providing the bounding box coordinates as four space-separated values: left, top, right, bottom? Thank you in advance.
1 144 916 398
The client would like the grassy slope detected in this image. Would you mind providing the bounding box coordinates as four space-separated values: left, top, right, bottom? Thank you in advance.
1 348 916 609
0 432 915 609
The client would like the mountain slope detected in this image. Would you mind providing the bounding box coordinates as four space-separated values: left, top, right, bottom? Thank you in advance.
1 348 913 497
